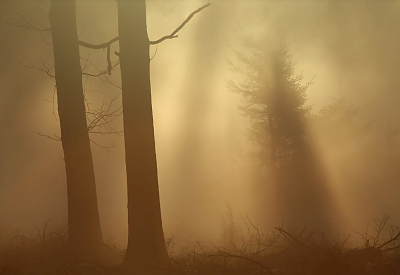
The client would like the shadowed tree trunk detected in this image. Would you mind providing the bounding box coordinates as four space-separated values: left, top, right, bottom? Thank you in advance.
117 0 168 269
48 0 103 252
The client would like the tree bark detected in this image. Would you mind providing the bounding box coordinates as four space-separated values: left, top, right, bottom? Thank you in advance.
117 0 168 269
48 0 103 252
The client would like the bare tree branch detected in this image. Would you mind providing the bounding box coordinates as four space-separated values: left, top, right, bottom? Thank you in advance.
78 37 120 75
77 3 211 73
37 132 61 142
86 96 123 136
90 138 116 151
377 230 400 249
80 56 121 89
6 6 51 32
78 36 120 50
150 3 211 45
19 56 55 78
150 44 159 61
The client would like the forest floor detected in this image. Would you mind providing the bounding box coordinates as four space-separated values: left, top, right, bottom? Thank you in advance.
2 218 400 275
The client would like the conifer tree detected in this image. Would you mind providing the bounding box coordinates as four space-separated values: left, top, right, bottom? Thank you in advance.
230 36 337 228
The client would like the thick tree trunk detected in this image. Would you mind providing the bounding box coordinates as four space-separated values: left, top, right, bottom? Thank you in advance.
117 0 168 269
49 0 103 252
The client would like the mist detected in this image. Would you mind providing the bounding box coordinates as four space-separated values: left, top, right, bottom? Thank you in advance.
1 0 400 255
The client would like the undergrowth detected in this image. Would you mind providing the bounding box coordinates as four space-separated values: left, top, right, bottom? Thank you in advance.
0 221 122 275
2 217 400 274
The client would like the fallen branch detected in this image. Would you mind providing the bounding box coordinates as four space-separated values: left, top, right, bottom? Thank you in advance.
275 227 318 252
377 230 400 249
208 251 276 275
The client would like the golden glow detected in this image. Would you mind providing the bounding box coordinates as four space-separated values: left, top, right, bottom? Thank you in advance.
2 0 400 250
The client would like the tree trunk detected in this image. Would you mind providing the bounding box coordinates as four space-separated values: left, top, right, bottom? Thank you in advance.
117 0 168 269
48 0 103 253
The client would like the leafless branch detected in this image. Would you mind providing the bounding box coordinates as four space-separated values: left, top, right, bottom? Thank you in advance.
78 37 119 75
81 57 120 78
107 44 112 74
89 130 123 135
77 3 211 72
377 230 400 249
80 56 121 89
275 227 318 252
35 219 51 248
78 36 120 50
19 56 55 78
37 132 61 142
86 97 123 136
51 85 58 121
150 44 159 61
372 216 389 247
208 251 276 275
89 138 116 151
6 6 51 32
150 3 211 45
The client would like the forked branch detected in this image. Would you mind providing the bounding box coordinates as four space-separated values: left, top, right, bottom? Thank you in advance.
6 6 51 32
77 3 211 74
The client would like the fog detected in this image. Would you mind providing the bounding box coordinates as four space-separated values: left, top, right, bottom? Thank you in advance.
1 0 400 251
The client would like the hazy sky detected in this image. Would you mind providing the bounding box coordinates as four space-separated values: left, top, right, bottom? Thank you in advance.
1 0 400 248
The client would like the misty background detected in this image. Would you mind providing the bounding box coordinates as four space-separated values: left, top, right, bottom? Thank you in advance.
1 0 400 249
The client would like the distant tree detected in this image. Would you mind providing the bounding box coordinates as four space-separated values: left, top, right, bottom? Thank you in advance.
48 0 103 252
229 39 312 174
229 36 338 228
